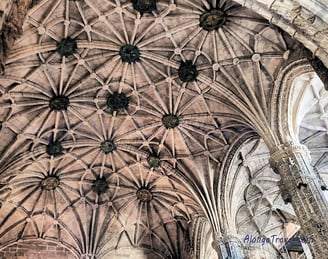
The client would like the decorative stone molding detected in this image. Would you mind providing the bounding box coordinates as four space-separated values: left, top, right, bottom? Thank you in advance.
271 59 313 144
136 187 153 202
147 154 160 168
199 9 227 31
162 114 179 129
56 37 77 57
100 140 116 154
92 178 108 195
106 92 129 112
40 176 60 190
238 0 328 71
270 143 328 256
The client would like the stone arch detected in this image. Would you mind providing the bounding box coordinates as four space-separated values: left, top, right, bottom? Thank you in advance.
221 136 299 258
190 216 217 259
272 59 314 143
232 0 328 68
219 131 258 235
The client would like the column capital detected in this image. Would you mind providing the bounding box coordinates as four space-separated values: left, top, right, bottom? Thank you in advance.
212 234 244 259
268 142 328 256
211 234 224 254
270 143 309 161
269 143 311 175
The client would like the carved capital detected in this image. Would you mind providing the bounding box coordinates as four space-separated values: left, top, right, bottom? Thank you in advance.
269 143 328 256
211 234 225 254
212 234 244 258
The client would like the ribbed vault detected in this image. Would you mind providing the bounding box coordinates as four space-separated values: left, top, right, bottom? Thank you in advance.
0 0 324 258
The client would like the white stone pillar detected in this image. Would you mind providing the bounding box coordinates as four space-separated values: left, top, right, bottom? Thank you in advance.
270 144 328 257
212 235 244 259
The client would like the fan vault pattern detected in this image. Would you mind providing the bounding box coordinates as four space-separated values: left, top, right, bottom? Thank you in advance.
290 73 328 199
0 0 313 258
232 139 297 258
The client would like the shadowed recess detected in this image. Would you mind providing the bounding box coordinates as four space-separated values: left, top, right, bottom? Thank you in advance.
162 114 179 129
92 177 109 194
41 176 60 190
136 188 153 202
56 37 77 57
100 140 116 154
49 95 69 111
46 141 64 156
200 9 227 31
147 154 161 168
131 0 157 13
107 92 129 111
178 60 198 82
119 44 140 63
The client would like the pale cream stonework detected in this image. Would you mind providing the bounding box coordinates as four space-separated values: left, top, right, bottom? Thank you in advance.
0 0 328 258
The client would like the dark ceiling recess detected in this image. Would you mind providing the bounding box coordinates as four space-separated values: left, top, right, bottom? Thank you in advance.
119 44 140 63
284 237 304 253
199 9 227 31
162 114 179 129
41 176 60 190
147 154 161 168
107 92 129 111
131 0 157 13
56 37 77 57
49 95 70 111
46 141 64 157
92 178 109 195
178 60 198 82
100 140 116 154
136 188 153 202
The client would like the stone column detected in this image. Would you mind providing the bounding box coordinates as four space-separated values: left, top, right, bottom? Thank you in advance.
212 235 244 259
270 143 328 256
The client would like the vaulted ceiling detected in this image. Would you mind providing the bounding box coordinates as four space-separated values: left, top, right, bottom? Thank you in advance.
0 0 324 258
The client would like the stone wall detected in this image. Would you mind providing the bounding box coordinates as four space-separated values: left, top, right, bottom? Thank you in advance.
0 241 76 259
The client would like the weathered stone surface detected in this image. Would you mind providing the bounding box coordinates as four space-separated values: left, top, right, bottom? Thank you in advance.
178 60 198 82
162 114 179 129
92 177 108 194
0 241 76 259
100 140 116 154
41 176 60 190
119 44 140 64
107 92 129 111
136 188 153 202
200 9 227 31
49 95 70 111
46 141 64 156
131 0 157 14
1 1 328 258
270 144 328 256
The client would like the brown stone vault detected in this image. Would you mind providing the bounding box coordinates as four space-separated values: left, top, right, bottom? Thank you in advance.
0 0 328 258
